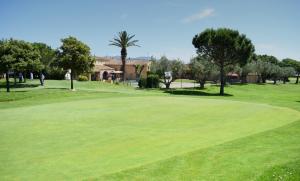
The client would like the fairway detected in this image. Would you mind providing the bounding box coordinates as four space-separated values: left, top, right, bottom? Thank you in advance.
1 82 300 180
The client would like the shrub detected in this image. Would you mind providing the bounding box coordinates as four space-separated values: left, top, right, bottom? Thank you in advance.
138 74 160 88
146 74 160 88
138 78 147 88
78 75 89 81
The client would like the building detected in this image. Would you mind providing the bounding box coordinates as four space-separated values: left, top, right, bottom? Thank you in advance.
91 57 151 81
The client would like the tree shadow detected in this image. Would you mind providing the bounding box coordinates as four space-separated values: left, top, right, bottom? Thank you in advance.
0 83 39 89
164 89 233 97
45 87 69 90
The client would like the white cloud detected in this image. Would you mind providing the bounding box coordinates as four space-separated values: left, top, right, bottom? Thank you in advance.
182 8 215 23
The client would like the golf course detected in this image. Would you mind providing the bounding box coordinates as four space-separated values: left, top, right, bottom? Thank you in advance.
0 80 299 180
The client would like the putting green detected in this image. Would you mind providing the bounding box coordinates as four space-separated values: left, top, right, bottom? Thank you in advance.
0 96 299 180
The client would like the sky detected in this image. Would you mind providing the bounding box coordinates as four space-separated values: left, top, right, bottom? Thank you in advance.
1 0 300 62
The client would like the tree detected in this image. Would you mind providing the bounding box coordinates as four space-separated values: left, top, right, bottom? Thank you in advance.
0 39 42 92
281 67 295 84
56 36 95 90
109 31 139 81
255 55 282 83
281 58 300 84
240 62 256 83
190 56 218 88
0 39 15 92
192 28 254 95
134 64 145 81
255 60 272 83
150 56 184 89
269 64 282 84
257 54 279 64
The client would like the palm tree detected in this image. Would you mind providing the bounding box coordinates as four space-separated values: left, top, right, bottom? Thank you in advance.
109 31 139 81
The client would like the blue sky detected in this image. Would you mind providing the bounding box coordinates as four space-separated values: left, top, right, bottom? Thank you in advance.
1 0 299 62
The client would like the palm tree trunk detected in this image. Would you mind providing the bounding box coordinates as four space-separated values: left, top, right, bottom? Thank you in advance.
121 48 127 81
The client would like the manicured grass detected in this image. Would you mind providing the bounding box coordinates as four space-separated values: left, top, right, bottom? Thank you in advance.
0 80 299 180
174 79 196 83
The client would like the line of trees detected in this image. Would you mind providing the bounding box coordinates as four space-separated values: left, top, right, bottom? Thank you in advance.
0 36 95 92
190 28 299 95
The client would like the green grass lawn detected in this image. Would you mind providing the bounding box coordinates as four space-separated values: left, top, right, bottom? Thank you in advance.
0 80 300 180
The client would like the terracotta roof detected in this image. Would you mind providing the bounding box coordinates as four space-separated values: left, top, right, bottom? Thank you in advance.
95 56 150 65
93 64 114 71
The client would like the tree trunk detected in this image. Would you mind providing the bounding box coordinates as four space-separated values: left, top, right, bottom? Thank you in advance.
283 78 286 84
200 81 205 89
220 65 225 95
262 77 266 83
6 72 10 92
121 48 127 82
273 79 277 84
166 83 170 89
70 69 74 90
296 73 299 84
14 72 17 87
39 72 44 86
19 73 22 83
23 72 26 83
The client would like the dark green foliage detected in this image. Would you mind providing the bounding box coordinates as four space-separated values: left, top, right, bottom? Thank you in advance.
281 58 300 84
0 39 42 92
138 74 160 88
257 54 279 65
78 75 89 81
32 42 64 79
138 78 147 88
56 36 95 90
192 28 254 95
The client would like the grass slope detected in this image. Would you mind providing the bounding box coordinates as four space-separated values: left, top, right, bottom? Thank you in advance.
0 80 300 180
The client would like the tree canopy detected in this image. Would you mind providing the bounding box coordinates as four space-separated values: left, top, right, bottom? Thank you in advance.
192 28 255 95
56 36 95 90
190 56 218 88
0 39 42 92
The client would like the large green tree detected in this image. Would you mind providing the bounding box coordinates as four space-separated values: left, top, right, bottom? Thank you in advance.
0 39 42 92
109 31 139 81
56 36 95 90
192 28 254 95
281 58 300 84
0 39 15 92
281 67 295 84
190 56 218 88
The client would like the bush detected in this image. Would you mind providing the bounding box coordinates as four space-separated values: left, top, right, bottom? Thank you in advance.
78 75 88 81
46 67 65 80
138 74 160 88
138 78 146 88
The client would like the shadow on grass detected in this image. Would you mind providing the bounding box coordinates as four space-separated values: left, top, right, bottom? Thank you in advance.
45 87 69 90
164 89 233 97
0 83 39 89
